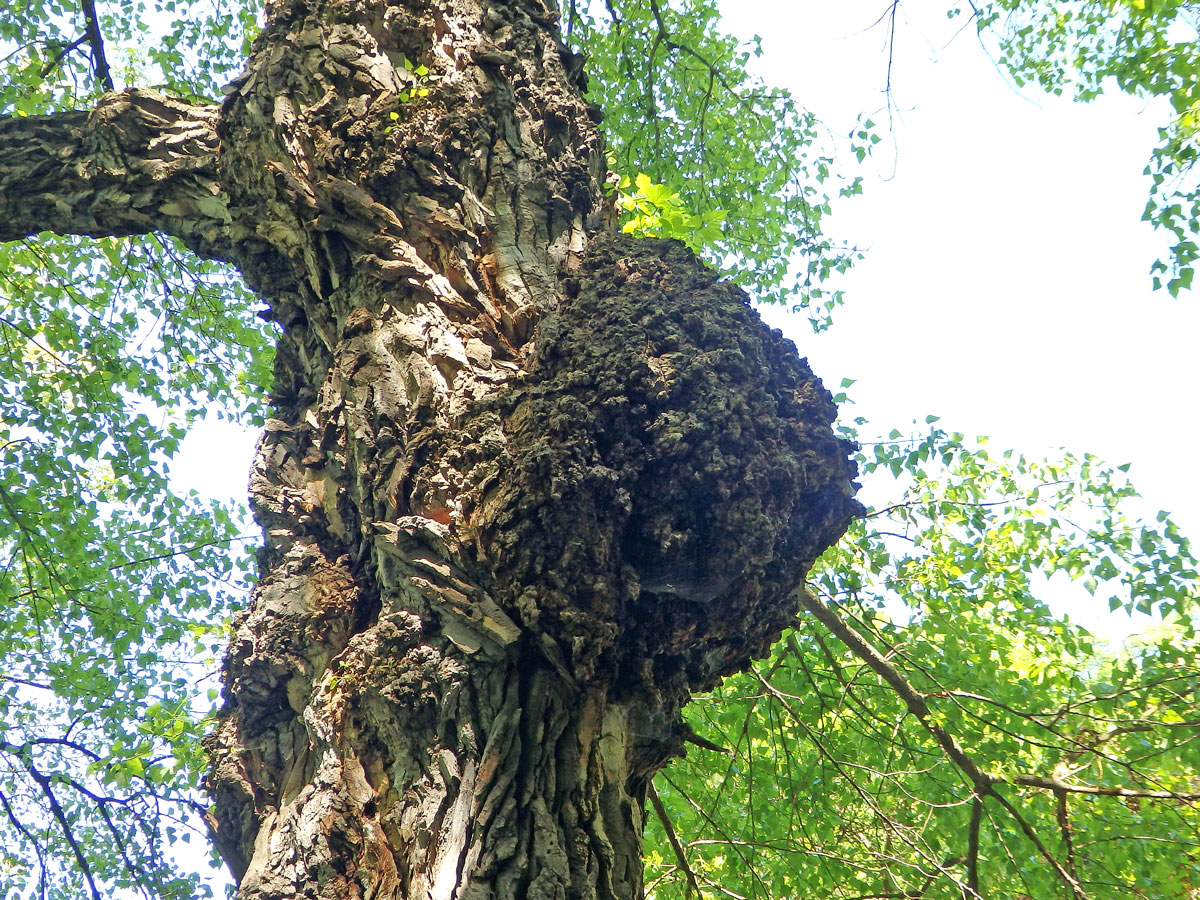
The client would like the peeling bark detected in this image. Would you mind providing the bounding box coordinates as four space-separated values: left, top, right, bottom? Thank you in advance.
0 90 234 247
0 0 861 897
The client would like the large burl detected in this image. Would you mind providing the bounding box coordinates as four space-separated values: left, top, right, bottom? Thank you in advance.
461 235 862 694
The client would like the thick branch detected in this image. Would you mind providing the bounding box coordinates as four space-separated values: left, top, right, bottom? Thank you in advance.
0 90 234 247
965 796 982 898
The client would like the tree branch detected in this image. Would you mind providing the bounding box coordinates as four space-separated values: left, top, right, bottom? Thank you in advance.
79 0 114 90
1011 773 1200 801
22 758 103 900
39 35 90 81
0 784 49 900
796 588 1089 899
965 796 982 898
795 589 993 792
648 781 704 900
0 90 234 248
1055 790 1078 890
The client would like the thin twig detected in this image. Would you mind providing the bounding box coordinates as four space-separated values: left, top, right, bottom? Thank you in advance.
648 781 704 900
79 0 114 90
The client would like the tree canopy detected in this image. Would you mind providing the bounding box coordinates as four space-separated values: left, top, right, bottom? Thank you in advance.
0 1 1197 899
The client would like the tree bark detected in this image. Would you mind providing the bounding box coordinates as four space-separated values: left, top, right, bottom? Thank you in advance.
0 0 861 897
0 91 230 245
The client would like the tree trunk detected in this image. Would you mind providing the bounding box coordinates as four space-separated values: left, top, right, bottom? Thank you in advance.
0 0 860 896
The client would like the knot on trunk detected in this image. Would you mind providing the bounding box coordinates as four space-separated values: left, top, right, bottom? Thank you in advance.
465 235 861 692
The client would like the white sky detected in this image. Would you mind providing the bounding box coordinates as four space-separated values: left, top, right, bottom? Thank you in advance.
721 1 1199 538
715 2 1200 639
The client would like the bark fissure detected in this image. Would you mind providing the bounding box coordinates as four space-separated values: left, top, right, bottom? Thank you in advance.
0 1 861 897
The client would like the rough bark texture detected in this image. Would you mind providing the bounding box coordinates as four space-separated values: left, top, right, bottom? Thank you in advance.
0 91 232 246
0 0 861 897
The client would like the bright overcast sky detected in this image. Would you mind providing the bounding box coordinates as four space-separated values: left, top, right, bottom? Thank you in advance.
717 2 1200 546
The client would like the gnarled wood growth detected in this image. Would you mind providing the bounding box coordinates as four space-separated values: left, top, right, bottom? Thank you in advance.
0 0 860 897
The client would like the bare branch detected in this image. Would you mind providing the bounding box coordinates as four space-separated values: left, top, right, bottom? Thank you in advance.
0 784 49 900
1011 773 1200 802
796 590 993 791
796 588 1089 899
39 35 90 81
965 796 982 898
22 759 103 900
648 781 704 900
79 0 114 90
1055 790 1078 890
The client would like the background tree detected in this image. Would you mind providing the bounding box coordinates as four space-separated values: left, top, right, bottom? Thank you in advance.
0 1 1196 900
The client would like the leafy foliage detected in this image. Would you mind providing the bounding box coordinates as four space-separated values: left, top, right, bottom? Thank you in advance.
612 171 727 252
0 0 259 111
957 0 1200 296
0 233 271 898
0 0 1197 898
647 425 1200 899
